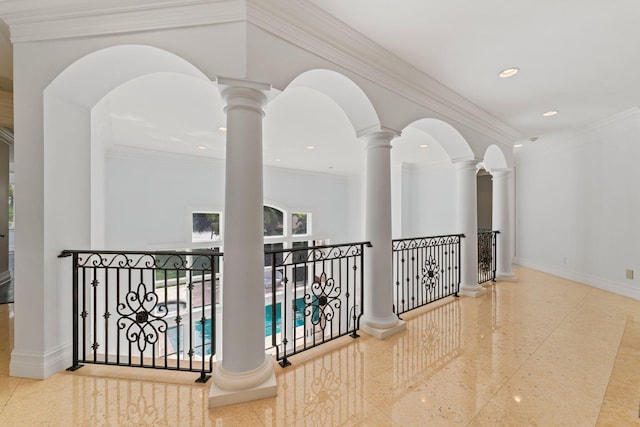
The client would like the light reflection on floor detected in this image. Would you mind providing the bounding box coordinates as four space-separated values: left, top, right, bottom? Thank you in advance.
1 267 639 425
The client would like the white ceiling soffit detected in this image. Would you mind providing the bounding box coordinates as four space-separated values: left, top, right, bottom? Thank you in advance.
0 0 522 147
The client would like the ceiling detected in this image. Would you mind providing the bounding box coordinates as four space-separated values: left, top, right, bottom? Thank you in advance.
310 0 640 148
100 73 450 176
3 1 640 167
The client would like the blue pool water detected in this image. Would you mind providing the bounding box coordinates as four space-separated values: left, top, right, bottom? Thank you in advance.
167 298 308 357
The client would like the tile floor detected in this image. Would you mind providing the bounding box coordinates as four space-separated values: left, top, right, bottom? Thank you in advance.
1 267 639 426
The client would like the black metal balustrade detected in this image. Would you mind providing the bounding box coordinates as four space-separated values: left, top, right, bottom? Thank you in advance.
392 234 464 317
265 242 371 367
59 249 221 383
478 230 498 284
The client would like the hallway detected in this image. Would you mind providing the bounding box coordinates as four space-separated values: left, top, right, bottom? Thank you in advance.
0 267 639 426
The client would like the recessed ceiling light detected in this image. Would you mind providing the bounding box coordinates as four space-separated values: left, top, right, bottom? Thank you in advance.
514 144 523 148
275 158 281 162
542 110 559 117
306 145 315 150
499 67 519 78
197 145 207 150
419 144 429 148
218 127 227 132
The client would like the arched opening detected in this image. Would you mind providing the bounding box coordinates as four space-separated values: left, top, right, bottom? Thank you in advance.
392 118 474 238
44 45 215 251
264 69 381 244
23 44 220 376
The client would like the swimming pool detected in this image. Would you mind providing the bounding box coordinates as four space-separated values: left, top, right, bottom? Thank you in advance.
166 299 307 358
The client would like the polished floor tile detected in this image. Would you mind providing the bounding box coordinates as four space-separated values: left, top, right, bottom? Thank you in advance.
2 267 640 425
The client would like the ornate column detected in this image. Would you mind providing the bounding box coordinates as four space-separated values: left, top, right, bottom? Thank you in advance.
454 158 486 297
359 128 407 339
209 78 276 407
491 168 517 281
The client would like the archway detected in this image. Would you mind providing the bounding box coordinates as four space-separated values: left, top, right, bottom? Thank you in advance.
44 45 214 250
481 144 516 281
12 44 216 379
392 118 474 238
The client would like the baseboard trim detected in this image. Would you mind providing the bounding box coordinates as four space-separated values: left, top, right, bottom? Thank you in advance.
514 257 640 301
10 342 72 379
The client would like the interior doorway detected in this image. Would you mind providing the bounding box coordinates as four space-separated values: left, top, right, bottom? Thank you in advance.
477 168 492 231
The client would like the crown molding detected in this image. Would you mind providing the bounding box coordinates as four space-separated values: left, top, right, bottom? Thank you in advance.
0 0 521 146
515 106 640 166
247 0 522 146
0 0 246 42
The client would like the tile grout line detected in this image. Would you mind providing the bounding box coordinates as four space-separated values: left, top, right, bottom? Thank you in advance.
472 275 593 419
594 317 636 423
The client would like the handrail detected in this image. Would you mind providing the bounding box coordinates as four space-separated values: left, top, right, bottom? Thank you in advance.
392 233 463 316
265 241 371 367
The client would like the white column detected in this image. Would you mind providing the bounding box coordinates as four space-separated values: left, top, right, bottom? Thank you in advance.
454 158 486 297
491 168 517 281
209 78 276 408
359 129 406 339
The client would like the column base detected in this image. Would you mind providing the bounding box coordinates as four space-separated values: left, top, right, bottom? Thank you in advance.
209 354 277 408
496 272 518 282
459 285 486 298
360 318 407 339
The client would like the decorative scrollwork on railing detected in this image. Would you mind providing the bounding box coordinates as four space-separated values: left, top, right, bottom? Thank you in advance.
392 234 463 251
477 230 498 283
421 256 441 292
71 251 214 271
117 282 168 353
273 243 367 267
392 233 463 316
305 273 341 331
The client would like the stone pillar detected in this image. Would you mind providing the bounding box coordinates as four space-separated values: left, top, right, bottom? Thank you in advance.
491 168 517 281
454 158 486 297
209 78 276 408
359 128 406 339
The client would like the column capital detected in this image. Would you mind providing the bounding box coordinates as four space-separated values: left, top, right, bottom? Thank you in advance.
217 77 271 116
490 168 513 178
357 126 401 149
452 156 482 170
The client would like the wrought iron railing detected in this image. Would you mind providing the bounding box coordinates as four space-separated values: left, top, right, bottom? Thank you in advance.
478 230 498 284
265 241 371 367
392 234 464 317
59 249 221 383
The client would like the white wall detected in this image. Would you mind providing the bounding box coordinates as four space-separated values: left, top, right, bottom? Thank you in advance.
106 149 357 250
398 162 457 238
515 109 640 300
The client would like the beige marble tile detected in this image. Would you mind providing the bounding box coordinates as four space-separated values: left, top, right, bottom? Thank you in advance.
596 399 640 426
488 367 602 426
250 357 351 426
362 364 490 425
207 401 265 427
468 400 543 427
1 267 640 425
604 372 640 412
